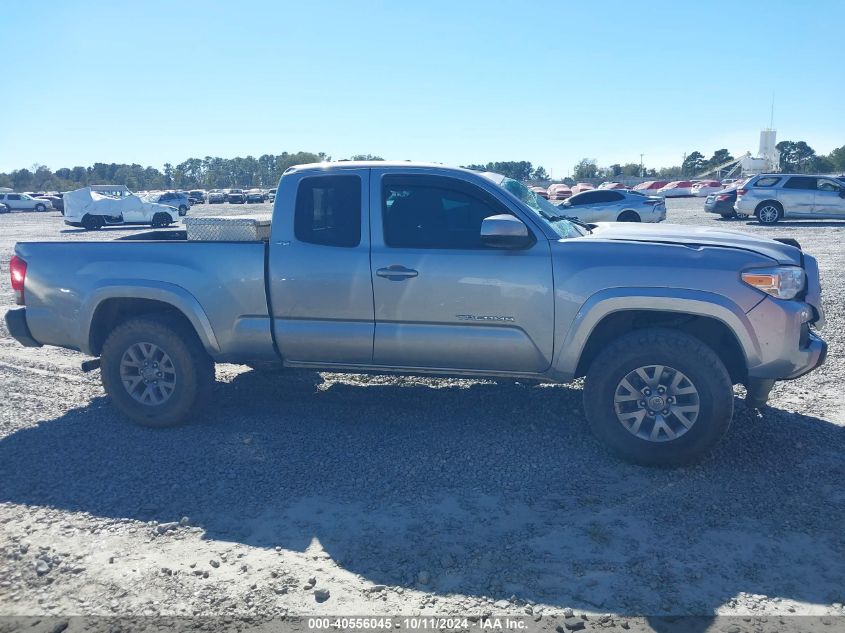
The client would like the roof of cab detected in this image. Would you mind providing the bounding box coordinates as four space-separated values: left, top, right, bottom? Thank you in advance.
285 160 475 174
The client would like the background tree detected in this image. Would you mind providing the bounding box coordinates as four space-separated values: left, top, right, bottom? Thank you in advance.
681 151 707 176
348 154 384 161
572 158 598 179
707 149 734 170
531 166 549 181
776 140 816 172
827 145 845 172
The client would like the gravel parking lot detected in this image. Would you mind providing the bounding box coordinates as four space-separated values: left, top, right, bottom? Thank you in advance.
0 199 843 628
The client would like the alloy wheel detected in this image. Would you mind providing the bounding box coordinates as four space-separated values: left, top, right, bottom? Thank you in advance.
613 364 700 442
119 342 177 405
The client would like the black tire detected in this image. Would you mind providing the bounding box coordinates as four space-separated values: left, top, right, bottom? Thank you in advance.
34 203 47 212
755 201 782 225
617 210 641 222
179 205 188 215
82 214 104 230
583 328 734 466
100 314 214 428
720 212 736 219
151 212 171 228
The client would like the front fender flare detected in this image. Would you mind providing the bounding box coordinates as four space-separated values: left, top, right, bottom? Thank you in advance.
78 280 221 356
552 287 762 380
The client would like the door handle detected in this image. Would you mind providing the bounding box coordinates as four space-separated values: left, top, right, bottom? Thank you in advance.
376 265 419 281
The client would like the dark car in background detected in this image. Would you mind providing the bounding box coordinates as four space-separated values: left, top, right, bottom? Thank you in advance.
228 189 246 204
704 188 739 218
35 194 64 213
246 189 264 203
188 190 206 204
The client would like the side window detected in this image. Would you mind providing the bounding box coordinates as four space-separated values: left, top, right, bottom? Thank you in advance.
382 175 510 249
818 180 839 192
783 177 817 190
601 191 625 202
754 176 781 187
570 191 599 205
294 175 361 248
8 194 21 201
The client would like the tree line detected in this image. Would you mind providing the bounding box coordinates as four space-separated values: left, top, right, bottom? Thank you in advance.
1 142 842 193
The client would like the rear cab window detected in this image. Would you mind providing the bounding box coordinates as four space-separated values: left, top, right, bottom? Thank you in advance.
753 176 781 187
294 175 362 247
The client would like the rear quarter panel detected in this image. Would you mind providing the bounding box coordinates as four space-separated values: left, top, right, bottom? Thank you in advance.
16 241 272 361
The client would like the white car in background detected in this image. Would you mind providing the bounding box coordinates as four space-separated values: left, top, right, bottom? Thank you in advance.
63 187 180 230
656 180 694 197
691 180 724 197
0 192 54 212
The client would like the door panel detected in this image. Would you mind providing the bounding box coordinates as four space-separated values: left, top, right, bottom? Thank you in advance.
268 169 374 364
369 171 554 373
813 180 845 216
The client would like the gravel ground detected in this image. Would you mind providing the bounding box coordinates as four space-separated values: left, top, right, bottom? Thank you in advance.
0 199 843 628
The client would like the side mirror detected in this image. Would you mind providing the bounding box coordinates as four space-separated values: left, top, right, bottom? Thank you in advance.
480 214 532 249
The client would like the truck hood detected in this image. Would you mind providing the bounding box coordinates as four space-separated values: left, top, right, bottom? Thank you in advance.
580 222 802 266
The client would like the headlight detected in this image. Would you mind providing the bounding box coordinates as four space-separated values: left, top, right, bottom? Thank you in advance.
741 266 805 300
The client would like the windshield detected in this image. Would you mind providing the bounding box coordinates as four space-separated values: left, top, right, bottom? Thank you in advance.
480 173 586 238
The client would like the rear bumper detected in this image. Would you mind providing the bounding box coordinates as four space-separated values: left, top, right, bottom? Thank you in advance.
4 308 42 347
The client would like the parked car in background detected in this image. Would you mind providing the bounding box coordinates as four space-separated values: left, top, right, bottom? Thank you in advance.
246 189 265 203
570 182 596 195
547 184 572 200
598 182 627 190
721 178 739 187
35 194 64 213
267 188 277 202
657 180 694 197
557 189 666 223
704 188 741 218
0 192 53 212
735 174 845 224
63 187 179 230
208 190 226 204
530 186 550 199
691 180 724 197
188 190 206 204
144 191 191 216
632 180 669 195
228 188 246 204
0 202 8 214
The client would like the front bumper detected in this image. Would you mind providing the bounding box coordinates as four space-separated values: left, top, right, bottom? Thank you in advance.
745 297 827 380
4 308 42 347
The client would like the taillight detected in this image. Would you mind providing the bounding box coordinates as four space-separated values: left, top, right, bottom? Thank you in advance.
716 194 731 201
10 255 26 305
737 188 748 196
643 199 662 205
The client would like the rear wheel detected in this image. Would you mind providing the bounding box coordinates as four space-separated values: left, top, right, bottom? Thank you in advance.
151 212 171 228
101 314 214 428
720 212 736 219
583 328 734 466
756 202 782 225
82 214 105 230
617 210 641 222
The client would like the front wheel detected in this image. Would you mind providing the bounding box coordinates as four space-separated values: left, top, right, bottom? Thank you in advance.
34 203 47 212
583 328 734 466
100 314 214 427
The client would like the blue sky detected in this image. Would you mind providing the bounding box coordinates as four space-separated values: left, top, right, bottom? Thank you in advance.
2 0 843 176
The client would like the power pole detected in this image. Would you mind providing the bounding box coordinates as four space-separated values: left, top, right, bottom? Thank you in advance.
639 154 644 178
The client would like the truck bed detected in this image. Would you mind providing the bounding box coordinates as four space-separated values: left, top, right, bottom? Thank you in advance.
15 236 276 362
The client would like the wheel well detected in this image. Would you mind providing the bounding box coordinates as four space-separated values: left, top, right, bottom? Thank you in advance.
575 310 747 384
89 298 197 356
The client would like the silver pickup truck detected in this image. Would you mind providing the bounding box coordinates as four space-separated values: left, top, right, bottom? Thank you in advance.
5 162 827 465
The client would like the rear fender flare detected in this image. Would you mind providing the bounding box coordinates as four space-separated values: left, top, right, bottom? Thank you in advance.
79 280 220 356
